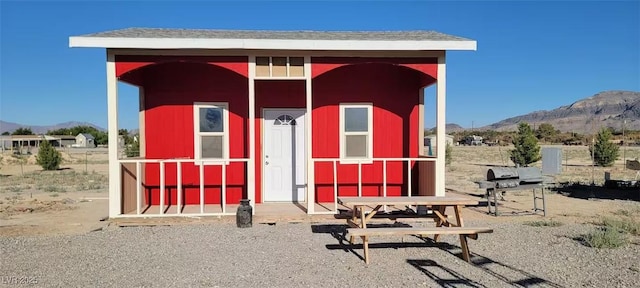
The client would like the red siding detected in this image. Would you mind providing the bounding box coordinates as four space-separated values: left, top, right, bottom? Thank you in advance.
129 60 249 206
115 55 247 79
311 60 436 202
118 55 438 207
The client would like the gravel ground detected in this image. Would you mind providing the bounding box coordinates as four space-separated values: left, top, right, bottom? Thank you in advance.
1 219 639 288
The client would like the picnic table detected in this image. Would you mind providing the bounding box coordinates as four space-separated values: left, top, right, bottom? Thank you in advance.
338 196 493 264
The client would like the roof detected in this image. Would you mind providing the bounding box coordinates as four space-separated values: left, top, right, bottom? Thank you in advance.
78 133 95 140
69 27 477 51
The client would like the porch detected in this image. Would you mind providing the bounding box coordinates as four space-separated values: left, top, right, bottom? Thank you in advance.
119 157 437 217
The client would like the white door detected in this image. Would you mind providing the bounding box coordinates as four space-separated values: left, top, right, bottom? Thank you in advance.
263 109 306 202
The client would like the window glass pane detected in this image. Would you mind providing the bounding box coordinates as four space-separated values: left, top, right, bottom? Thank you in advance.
201 135 223 158
344 107 368 132
345 135 368 158
289 57 304 76
256 57 270 77
272 57 287 77
199 107 223 132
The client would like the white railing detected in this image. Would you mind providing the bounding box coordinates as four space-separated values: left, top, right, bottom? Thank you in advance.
310 157 437 215
118 158 250 217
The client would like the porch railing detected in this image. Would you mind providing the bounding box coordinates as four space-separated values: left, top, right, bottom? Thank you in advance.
310 157 437 215
119 158 250 217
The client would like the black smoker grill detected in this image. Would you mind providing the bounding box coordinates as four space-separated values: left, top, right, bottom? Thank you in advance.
478 167 547 216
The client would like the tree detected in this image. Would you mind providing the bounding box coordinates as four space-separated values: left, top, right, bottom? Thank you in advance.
589 128 619 167
12 127 34 135
1 131 9 135
510 122 541 167
535 123 558 143
36 140 62 170
47 125 108 145
125 140 140 157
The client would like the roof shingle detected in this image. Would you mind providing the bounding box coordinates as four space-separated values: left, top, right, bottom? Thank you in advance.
76 27 473 42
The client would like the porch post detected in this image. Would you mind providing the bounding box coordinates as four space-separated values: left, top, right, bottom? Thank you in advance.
138 87 145 157
418 88 425 156
304 56 314 214
106 50 121 217
248 56 256 213
435 54 446 197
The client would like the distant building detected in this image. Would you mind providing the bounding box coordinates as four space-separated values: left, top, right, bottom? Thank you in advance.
75 133 96 148
424 134 454 148
462 135 483 146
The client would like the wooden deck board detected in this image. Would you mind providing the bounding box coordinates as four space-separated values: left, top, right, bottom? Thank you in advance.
338 196 480 206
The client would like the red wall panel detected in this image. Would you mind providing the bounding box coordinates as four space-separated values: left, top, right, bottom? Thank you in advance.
137 60 249 206
311 61 434 202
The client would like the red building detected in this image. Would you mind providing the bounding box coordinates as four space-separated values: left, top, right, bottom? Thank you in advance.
69 28 476 218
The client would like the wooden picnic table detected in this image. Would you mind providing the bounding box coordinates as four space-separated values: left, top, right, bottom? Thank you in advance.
338 196 492 264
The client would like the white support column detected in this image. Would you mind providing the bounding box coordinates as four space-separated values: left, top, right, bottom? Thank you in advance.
419 88 425 156
304 56 314 214
106 50 121 217
138 87 145 157
248 56 256 213
435 54 447 197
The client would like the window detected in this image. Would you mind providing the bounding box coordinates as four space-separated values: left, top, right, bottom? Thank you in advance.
340 103 373 163
194 102 229 164
254 56 305 78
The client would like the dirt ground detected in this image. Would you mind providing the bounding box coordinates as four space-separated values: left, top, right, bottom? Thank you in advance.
1 145 639 237
0 148 110 236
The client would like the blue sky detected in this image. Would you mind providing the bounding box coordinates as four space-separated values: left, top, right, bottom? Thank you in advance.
1 0 638 130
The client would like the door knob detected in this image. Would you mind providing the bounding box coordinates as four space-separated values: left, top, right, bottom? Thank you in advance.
265 161 269 165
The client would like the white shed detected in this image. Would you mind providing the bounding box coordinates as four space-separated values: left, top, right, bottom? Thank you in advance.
75 133 96 148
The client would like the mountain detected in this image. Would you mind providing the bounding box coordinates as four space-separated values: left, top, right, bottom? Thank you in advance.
0 120 106 134
427 123 466 133
481 90 640 133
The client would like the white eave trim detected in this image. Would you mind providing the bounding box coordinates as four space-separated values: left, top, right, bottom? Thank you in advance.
69 37 477 51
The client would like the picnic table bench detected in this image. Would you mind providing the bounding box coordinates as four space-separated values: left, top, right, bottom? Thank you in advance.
339 196 493 264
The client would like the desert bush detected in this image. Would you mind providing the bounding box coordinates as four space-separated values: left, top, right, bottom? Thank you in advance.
125 141 140 157
510 122 541 166
589 128 619 167
577 227 627 248
523 220 563 227
601 217 640 236
7 185 23 193
36 140 62 170
43 185 66 192
445 143 452 166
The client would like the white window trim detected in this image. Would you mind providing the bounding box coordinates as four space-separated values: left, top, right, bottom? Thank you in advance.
339 103 373 164
193 102 230 165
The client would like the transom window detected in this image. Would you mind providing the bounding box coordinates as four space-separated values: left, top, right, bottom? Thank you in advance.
274 115 297 126
255 56 305 77
194 102 229 164
339 103 373 163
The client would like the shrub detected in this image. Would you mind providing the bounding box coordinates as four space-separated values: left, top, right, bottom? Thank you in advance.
36 140 62 170
510 122 541 166
601 217 640 236
43 185 65 192
589 128 619 167
125 141 140 157
445 143 452 166
577 227 627 248
523 220 563 227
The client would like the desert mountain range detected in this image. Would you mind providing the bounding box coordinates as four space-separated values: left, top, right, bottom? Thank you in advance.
479 90 639 134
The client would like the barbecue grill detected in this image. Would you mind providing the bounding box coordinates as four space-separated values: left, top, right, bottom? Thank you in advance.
478 167 547 216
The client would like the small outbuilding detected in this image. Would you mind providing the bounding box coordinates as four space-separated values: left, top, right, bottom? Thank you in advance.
69 27 477 218
75 133 95 148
